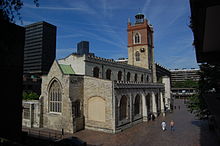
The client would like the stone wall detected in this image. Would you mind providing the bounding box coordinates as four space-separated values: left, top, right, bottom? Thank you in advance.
41 61 74 133
85 56 152 83
22 100 40 128
162 76 172 110
58 55 86 75
69 75 84 132
114 82 165 132
58 54 152 83
83 76 114 133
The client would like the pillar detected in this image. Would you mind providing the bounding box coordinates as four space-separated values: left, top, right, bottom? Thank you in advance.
152 92 157 117
160 92 165 116
142 93 148 121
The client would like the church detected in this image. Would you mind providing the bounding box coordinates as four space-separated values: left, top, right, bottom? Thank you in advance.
23 13 171 134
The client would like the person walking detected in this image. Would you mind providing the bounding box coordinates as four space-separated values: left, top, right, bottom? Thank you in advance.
170 120 175 131
161 121 166 131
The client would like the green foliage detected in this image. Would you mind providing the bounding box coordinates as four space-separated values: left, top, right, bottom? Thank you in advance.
0 0 39 23
172 80 199 88
187 94 209 119
23 91 39 100
187 64 220 119
199 64 220 93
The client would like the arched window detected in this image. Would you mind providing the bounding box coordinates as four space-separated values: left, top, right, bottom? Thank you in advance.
146 75 149 82
118 71 122 81
49 80 62 113
106 69 111 80
135 51 140 61
93 67 99 78
141 74 144 82
134 33 140 44
120 95 127 120
127 72 130 81
134 74 138 82
134 95 141 115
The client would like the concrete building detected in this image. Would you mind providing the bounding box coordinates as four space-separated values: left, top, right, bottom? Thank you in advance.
23 13 172 134
170 68 199 99
170 68 200 84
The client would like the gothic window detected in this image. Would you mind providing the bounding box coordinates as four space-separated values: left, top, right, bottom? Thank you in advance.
134 74 138 82
93 67 99 78
134 33 140 44
141 74 144 82
118 71 122 81
134 94 141 116
106 69 111 80
74 100 80 118
135 51 140 61
127 72 130 81
120 95 128 120
49 80 62 113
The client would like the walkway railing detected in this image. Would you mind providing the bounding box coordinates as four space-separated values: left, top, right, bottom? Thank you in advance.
22 127 64 140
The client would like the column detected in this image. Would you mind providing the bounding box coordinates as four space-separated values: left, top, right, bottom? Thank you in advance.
129 93 133 122
142 93 148 121
152 92 157 117
160 92 165 116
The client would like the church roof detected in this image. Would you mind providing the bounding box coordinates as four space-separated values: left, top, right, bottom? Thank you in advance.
59 64 75 75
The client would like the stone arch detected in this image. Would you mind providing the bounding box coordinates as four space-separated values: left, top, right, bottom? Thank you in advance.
134 94 141 116
141 74 144 82
146 93 151 114
135 51 140 61
93 66 100 78
146 75 149 82
119 95 128 121
106 69 111 80
155 93 161 112
118 71 122 81
134 73 138 82
47 77 63 92
88 96 106 122
127 72 131 81
134 32 141 44
48 79 62 113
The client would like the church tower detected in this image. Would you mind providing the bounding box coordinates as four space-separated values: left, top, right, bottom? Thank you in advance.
127 13 157 82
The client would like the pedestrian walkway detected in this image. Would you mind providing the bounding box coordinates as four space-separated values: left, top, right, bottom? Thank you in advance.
72 99 220 146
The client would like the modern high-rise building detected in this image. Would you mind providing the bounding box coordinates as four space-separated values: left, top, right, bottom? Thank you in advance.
23 21 56 75
23 21 56 95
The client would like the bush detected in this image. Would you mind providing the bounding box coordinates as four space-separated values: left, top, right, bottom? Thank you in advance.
23 91 39 100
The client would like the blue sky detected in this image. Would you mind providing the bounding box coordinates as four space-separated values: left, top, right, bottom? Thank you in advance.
19 0 198 69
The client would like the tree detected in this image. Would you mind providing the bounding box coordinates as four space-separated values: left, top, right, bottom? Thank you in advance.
187 63 220 119
0 0 39 23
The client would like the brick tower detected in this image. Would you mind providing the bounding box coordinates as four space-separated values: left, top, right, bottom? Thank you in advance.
127 13 157 82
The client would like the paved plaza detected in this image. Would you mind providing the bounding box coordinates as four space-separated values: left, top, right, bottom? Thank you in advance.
72 99 220 146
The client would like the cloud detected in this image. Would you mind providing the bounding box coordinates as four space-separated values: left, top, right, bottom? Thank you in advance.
24 3 97 14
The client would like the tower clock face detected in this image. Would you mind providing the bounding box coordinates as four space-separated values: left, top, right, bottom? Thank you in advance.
140 48 145 52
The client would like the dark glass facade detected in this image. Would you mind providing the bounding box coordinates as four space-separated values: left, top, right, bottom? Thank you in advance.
24 21 56 74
